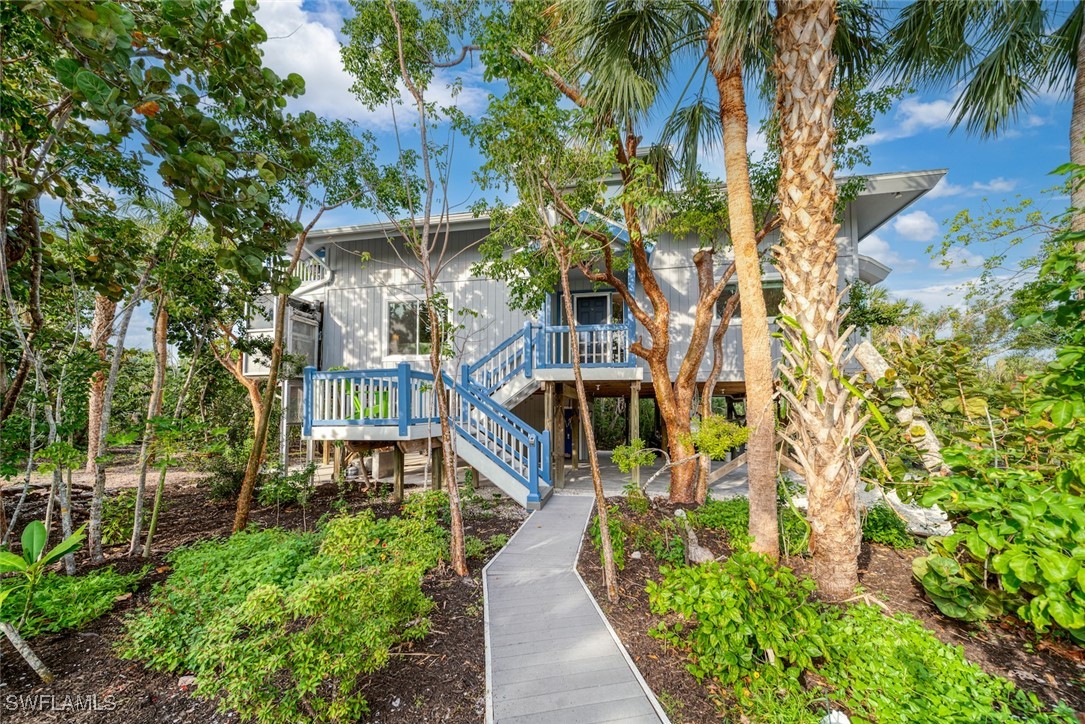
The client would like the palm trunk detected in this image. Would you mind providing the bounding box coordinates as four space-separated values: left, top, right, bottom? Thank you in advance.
85 295 116 472
557 247 618 602
709 37 781 559
1072 25 1085 235
774 0 865 600
129 297 168 554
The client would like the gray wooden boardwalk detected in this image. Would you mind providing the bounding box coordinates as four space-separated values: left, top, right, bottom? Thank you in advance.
484 495 666 724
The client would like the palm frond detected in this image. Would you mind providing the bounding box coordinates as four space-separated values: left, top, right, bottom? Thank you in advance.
881 0 992 88
835 0 886 83
661 96 723 185
1044 0 1083 96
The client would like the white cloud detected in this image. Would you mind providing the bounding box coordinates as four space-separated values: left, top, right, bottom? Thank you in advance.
971 177 1017 193
869 96 955 144
858 233 907 268
891 281 969 311
926 177 965 199
892 210 940 243
931 246 984 270
254 0 488 126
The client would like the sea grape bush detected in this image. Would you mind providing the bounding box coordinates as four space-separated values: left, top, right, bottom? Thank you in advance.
647 553 1074 721
121 510 448 722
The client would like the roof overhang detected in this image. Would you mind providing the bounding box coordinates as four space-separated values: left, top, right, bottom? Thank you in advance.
306 211 491 245
851 169 947 241
857 254 892 285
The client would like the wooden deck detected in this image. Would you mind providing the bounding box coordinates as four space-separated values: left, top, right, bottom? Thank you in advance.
484 495 667 724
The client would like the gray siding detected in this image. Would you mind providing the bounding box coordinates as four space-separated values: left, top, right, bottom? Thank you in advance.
307 204 862 388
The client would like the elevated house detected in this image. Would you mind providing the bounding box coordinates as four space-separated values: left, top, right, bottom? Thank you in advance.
259 169 945 508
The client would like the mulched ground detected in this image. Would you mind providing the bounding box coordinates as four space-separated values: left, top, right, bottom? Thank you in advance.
0 479 526 723
578 496 1085 724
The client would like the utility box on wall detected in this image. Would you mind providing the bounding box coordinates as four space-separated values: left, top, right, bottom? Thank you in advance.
242 295 322 378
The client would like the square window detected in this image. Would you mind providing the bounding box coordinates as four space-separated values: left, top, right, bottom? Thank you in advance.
388 300 435 357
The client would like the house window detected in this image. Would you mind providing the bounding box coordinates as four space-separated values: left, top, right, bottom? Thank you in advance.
387 300 433 357
716 284 786 319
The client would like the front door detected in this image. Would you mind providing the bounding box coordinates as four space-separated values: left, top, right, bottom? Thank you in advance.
574 294 611 364
574 294 609 326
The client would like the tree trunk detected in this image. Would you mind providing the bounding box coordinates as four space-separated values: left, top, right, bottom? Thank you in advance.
709 36 781 559
698 292 739 503
234 232 310 533
1 622 53 683
557 246 618 602
425 300 469 576
90 274 151 564
1071 24 1085 236
85 295 116 472
774 0 864 601
144 336 203 557
129 297 168 554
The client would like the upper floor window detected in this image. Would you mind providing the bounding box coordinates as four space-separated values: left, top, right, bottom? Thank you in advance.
716 283 786 320
387 300 432 357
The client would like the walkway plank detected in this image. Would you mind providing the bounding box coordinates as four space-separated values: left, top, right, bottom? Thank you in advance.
484 495 666 723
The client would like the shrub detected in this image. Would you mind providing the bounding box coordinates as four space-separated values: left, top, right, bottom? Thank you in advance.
861 502 913 549
195 566 432 722
690 415 749 460
914 446 1085 641
463 534 507 559
590 506 626 571
402 489 450 526
692 497 809 556
119 528 319 672
203 441 255 500
102 490 141 546
1 565 144 637
647 553 828 688
122 510 450 722
257 463 317 508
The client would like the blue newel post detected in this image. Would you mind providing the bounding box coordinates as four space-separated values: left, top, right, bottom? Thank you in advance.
523 321 534 378
397 362 411 436
302 366 315 436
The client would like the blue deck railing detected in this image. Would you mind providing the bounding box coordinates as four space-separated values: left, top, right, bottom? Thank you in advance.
303 318 634 503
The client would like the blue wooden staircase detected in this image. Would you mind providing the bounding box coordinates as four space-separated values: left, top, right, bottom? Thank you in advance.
302 320 635 508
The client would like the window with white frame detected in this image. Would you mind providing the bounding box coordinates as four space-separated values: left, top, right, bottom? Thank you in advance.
716 283 786 320
387 299 433 357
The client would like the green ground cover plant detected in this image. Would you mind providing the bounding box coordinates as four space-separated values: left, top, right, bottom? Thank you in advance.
120 506 448 722
647 553 1074 722
1 565 145 638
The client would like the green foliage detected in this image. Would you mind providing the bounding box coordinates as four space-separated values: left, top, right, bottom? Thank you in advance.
590 506 626 571
861 503 913 549
690 416 749 460
102 489 168 546
257 463 317 508
613 438 657 473
648 554 827 688
464 533 509 559
1 566 144 638
624 481 651 514
203 441 256 501
647 554 1073 721
0 522 87 625
402 489 452 527
692 497 808 556
195 565 432 722
119 528 320 672
122 508 449 721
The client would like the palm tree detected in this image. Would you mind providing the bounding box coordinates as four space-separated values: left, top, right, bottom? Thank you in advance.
772 0 871 600
884 1 1084 229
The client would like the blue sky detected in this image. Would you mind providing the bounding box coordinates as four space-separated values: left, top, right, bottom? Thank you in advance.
248 0 1074 314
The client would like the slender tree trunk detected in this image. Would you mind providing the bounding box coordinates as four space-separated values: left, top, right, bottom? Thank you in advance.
557 246 618 602
129 297 168 554
709 40 781 559
1 622 53 683
774 0 864 600
3 397 37 546
234 231 310 533
1072 26 1085 235
85 295 116 472
425 299 468 576
144 336 203 557
89 273 151 563
697 292 739 503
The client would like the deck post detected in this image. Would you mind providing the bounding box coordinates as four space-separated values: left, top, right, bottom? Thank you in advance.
571 410 580 471
392 445 405 502
431 444 443 491
523 321 534 378
397 362 411 436
544 382 555 486
302 366 315 436
630 381 641 487
527 433 540 504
